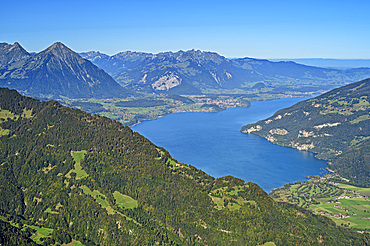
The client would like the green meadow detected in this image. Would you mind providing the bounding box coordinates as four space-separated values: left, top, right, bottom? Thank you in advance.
80 186 140 225
80 185 114 214
27 225 54 243
72 151 88 179
113 191 138 209
337 184 370 196
313 198 370 229
209 185 256 211
66 150 88 179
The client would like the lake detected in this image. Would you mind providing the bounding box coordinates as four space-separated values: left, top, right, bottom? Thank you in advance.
132 97 328 192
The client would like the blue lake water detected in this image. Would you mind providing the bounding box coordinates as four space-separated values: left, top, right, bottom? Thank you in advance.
133 97 328 192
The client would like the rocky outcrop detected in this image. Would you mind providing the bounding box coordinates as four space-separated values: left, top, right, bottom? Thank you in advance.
313 122 341 130
265 119 272 124
266 135 277 143
152 72 182 91
269 128 288 135
291 141 315 151
242 125 262 133
298 130 315 138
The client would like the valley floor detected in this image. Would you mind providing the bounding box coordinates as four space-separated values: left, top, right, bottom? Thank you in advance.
270 173 370 231
59 91 314 126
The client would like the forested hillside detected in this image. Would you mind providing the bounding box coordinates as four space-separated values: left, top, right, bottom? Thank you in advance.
242 79 370 187
0 88 369 245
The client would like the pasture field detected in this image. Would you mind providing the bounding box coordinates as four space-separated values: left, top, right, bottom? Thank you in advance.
209 185 256 211
45 207 58 214
68 150 88 179
338 184 370 196
62 239 84 246
261 242 276 246
27 225 54 242
113 191 138 209
0 215 55 243
80 186 141 225
21 108 33 118
80 185 113 214
313 198 370 229
0 126 10 136
63 239 85 246
0 108 18 121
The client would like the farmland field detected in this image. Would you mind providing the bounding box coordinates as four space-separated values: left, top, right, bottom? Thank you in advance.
270 174 370 230
338 184 370 196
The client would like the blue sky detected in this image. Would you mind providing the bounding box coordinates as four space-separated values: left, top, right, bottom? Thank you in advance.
1 0 369 58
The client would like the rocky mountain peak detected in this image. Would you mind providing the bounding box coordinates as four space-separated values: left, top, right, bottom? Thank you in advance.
42 42 78 60
49 41 66 49
0 42 30 67
0 42 129 99
0 42 28 53
188 49 202 55
10 42 29 54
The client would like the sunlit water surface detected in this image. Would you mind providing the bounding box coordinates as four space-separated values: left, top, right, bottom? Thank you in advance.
133 97 328 192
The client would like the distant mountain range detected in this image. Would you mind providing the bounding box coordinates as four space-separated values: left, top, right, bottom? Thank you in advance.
0 42 129 99
271 58 370 69
81 50 370 94
242 78 370 187
2 41 370 99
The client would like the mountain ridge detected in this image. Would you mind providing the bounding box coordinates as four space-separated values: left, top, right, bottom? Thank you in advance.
80 49 370 94
0 42 31 67
2 42 370 99
0 42 129 99
271 58 370 69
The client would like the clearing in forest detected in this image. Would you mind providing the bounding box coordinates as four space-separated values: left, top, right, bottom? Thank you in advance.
113 191 138 209
66 150 88 179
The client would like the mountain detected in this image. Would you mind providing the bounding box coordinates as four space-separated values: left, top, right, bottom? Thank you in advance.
242 78 370 187
232 58 370 86
80 51 153 75
1 87 369 245
0 42 30 67
81 50 370 94
271 58 370 69
80 49 242 94
0 42 129 99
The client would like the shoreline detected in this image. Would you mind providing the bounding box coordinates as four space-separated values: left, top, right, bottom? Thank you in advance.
128 94 312 127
